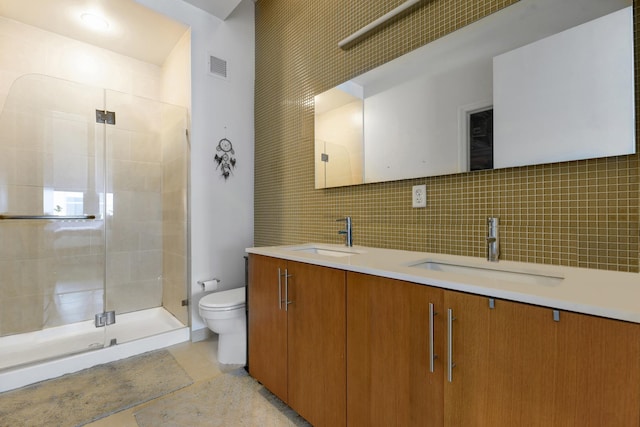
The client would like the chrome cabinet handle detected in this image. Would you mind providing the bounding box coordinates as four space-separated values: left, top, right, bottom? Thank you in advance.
447 308 456 382
278 268 293 311
277 268 282 310
429 303 437 373
284 269 292 312
284 270 288 312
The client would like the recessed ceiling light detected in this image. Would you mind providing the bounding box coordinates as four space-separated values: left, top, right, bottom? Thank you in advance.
81 13 109 32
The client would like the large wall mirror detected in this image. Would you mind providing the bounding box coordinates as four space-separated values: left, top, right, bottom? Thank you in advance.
314 0 635 189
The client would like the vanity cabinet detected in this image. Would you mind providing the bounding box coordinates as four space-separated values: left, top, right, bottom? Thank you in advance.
346 276 640 426
346 272 444 426
247 254 346 427
249 253 640 426
444 291 640 426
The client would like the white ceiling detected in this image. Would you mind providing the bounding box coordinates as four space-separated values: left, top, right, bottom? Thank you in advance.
0 0 190 66
182 0 244 21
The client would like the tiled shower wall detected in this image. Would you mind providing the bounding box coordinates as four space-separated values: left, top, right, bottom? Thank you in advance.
255 0 640 272
161 31 190 327
161 104 189 326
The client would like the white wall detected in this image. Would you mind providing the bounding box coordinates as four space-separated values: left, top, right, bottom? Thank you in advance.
135 0 255 334
493 6 635 168
162 30 191 109
364 57 491 183
0 16 163 110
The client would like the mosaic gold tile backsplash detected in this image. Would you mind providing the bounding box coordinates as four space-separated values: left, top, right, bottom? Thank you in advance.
255 0 640 272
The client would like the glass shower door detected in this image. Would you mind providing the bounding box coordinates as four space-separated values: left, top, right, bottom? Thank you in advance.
103 89 188 345
0 74 107 367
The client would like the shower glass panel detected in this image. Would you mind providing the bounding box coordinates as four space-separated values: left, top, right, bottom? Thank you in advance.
0 74 188 370
0 74 107 367
103 90 189 344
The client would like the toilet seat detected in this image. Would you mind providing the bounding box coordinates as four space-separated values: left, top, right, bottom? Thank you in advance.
199 287 245 312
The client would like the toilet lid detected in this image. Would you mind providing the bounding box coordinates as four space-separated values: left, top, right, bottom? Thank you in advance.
199 287 245 310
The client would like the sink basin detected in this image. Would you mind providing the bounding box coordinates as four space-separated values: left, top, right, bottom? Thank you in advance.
410 260 563 286
287 246 363 258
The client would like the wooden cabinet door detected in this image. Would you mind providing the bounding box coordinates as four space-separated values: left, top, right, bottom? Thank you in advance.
553 311 640 426
247 254 288 402
481 299 556 426
443 290 492 426
444 292 556 427
287 261 346 427
347 272 444 426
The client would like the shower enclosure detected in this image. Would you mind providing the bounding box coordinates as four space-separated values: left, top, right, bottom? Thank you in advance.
0 74 189 374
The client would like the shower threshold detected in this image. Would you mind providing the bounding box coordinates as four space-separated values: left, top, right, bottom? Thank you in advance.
0 307 189 393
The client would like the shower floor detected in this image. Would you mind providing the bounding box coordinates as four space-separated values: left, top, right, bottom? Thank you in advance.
0 307 185 371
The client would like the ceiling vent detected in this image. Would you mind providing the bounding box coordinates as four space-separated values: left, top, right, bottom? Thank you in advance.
209 55 227 79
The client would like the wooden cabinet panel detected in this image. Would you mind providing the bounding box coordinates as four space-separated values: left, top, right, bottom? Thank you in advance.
444 292 557 427
553 312 640 426
247 255 288 402
482 299 556 427
248 256 346 427
444 290 640 426
443 291 492 426
288 261 346 427
347 272 444 426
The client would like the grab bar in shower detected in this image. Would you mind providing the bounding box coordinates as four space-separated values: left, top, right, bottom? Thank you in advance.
0 214 96 220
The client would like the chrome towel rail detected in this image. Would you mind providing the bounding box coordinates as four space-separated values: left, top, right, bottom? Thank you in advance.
0 214 96 220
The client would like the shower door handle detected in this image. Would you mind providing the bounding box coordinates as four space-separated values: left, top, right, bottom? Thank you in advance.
0 214 96 220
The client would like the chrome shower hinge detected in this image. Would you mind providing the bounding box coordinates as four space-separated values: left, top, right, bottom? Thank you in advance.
95 310 116 328
95 109 116 125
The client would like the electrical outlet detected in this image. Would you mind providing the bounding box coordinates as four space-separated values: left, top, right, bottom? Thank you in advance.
412 184 427 208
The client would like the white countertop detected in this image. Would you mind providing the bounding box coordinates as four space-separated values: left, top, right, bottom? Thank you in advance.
246 243 640 323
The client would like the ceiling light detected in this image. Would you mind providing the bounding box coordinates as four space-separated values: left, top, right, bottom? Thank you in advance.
81 13 109 32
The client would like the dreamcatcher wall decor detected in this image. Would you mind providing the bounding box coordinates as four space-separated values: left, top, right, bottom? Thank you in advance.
214 136 237 180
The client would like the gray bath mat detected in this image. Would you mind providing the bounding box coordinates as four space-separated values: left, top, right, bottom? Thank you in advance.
134 368 311 426
0 349 193 427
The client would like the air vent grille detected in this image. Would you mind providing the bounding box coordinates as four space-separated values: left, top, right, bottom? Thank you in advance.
209 55 227 78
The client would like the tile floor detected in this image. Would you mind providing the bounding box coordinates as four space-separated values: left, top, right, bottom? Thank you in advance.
86 336 243 427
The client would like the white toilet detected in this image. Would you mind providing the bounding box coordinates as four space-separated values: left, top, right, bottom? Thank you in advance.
198 287 246 365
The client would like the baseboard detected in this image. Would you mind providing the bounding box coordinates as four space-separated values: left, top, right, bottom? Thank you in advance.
191 327 212 342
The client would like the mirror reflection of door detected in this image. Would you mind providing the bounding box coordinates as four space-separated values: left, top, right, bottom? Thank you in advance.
469 108 493 171
314 84 364 189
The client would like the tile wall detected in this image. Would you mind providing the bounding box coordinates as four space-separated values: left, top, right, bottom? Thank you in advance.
161 104 189 326
254 0 640 272
160 31 190 326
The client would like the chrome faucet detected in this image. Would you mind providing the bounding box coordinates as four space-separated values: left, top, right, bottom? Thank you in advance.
337 216 353 247
487 217 499 262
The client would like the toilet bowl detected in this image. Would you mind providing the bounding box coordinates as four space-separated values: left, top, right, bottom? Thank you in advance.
198 287 246 365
